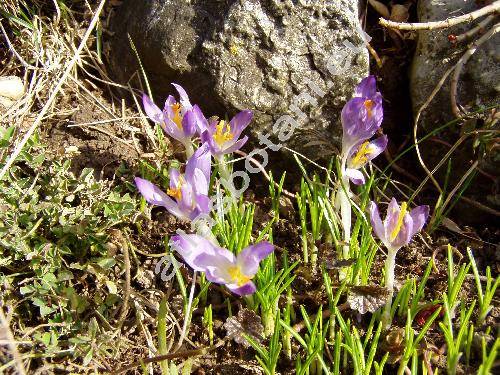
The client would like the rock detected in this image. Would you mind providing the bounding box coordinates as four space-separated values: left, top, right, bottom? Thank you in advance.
0 76 24 108
107 0 369 157
410 0 499 128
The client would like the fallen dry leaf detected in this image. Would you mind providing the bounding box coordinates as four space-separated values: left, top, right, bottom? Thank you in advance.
368 0 390 19
224 308 264 348
347 285 389 314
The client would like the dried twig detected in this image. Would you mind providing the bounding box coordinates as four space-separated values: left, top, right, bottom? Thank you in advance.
451 23 500 118
111 230 131 330
0 307 27 375
379 1 500 30
455 15 496 43
111 341 224 374
413 65 457 195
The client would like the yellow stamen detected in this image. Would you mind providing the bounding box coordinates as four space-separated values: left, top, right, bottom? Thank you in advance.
167 186 182 201
350 141 374 168
228 266 252 287
390 202 408 241
213 120 234 146
364 99 373 118
167 176 184 201
171 103 183 129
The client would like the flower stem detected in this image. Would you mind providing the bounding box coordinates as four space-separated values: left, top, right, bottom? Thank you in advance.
339 155 352 262
382 248 397 330
184 141 194 158
337 155 352 280
217 156 236 196
194 219 218 245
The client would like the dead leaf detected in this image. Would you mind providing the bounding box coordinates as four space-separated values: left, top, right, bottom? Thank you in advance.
441 217 463 234
224 308 264 348
390 4 409 23
368 0 390 19
347 285 389 314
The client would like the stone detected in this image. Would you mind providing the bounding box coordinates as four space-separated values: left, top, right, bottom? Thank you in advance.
0 76 24 108
107 0 369 157
410 0 499 128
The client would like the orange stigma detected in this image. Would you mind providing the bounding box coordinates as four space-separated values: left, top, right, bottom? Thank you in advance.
171 103 183 129
364 99 374 118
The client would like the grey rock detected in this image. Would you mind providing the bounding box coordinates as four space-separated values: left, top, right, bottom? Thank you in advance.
410 0 499 128
107 0 369 157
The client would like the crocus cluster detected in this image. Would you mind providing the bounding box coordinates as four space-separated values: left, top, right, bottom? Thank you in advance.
136 84 272 296
339 76 430 329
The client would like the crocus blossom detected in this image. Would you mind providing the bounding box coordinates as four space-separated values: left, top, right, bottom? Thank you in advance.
369 198 429 329
201 110 253 157
369 198 429 253
134 144 212 221
170 233 273 296
142 83 203 148
344 135 388 185
341 75 384 153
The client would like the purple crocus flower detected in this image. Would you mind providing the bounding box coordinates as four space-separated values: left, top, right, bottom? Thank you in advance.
200 110 253 157
344 135 388 185
341 75 383 153
170 233 274 296
134 144 212 221
369 198 429 329
369 198 429 252
142 84 202 148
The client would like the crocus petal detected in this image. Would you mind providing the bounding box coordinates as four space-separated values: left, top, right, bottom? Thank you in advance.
181 109 197 137
172 83 192 110
409 205 429 237
192 105 209 134
341 97 370 147
179 182 195 211
169 169 181 189
384 198 400 240
191 168 209 196
135 177 184 218
193 247 237 284
369 201 385 241
162 118 184 141
391 213 413 249
222 135 248 155
229 110 253 139
193 194 212 217
227 281 257 296
170 233 217 272
365 135 388 162
185 143 211 184
201 130 222 155
237 241 274 277
142 94 164 123
164 95 176 117
345 168 365 185
354 75 377 98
